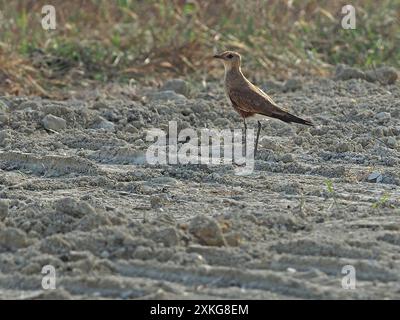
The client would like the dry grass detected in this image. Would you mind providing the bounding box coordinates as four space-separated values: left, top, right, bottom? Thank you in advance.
0 0 399 97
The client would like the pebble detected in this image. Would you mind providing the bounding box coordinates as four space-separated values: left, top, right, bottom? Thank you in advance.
100 250 110 259
132 245 153 260
213 118 231 127
42 114 67 131
150 195 166 209
0 227 30 250
0 100 9 113
16 100 42 111
336 142 351 153
335 65 365 81
0 113 8 125
147 90 187 103
148 177 178 186
91 101 108 110
283 79 302 92
376 112 391 123
55 197 96 218
368 172 383 183
0 199 9 221
335 65 398 84
262 80 284 92
293 136 303 146
0 130 11 146
150 227 180 247
224 231 241 246
125 124 139 134
281 154 294 163
161 79 190 97
365 67 398 85
188 215 227 246
92 116 115 131
386 137 397 148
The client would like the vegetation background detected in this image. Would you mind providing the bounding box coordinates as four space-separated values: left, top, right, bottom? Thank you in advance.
0 0 399 97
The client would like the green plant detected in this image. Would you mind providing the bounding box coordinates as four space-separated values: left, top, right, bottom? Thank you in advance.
372 192 391 209
325 179 339 211
325 179 334 194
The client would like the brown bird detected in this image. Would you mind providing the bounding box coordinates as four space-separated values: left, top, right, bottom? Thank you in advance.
213 51 313 156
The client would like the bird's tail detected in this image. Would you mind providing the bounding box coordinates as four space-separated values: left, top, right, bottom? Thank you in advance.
276 111 313 126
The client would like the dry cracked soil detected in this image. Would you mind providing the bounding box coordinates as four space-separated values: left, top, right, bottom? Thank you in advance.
0 75 400 299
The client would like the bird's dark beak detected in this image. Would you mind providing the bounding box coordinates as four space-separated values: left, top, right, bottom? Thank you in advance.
213 54 223 59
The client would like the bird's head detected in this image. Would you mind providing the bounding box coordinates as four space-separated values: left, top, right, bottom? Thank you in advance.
213 51 241 70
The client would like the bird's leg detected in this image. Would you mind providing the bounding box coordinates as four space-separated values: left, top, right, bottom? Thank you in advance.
243 118 247 155
254 120 262 158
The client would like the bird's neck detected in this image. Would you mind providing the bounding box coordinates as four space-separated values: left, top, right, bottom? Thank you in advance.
224 64 242 78
224 65 245 84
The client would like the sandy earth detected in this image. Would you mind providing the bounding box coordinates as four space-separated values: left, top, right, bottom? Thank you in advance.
0 74 400 299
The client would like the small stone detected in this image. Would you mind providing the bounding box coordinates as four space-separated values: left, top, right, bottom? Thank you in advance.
262 80 284 92
0 227 30 250
368 172 383 183
372 127 384 137
224 231 241 246
151 227 180 247
150 195 167 209
334 65 366 81
161 79 190 97
376 112 391 123
16 100 42 111
92 116 115 131
259 137 281 151
55 197 96 218
336 142 351 153
365 67 398 85
149 177 178 186
294 136 303 146
0 113 9 125
0 130 11 146
125 124 139 134
40 235 72 254
31 288 72 300
77 213 111 231
130 120 144 129
42 114 67 131
188 215 227 246
120 290 133 299
69 250 92 261
281 154 294 163
0 100 9 113
91 101 108 110
183 252 206 265
213 118 231 127
386 137 397 148
132 245 153 260
283 79 302 92
0 199 9 221
147 90 187 103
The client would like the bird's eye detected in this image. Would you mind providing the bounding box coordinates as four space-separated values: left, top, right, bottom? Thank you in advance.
227 54 233 59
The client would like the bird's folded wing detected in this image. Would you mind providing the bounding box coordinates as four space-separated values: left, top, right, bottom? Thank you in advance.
228 86 287 117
